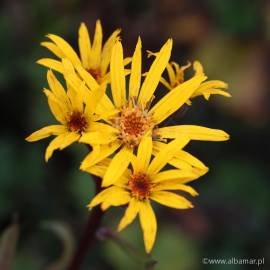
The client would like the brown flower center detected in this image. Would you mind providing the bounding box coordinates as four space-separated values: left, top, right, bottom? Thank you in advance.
128 173 152 200
67 111 88 133
112 106 153 148
88 68 101 83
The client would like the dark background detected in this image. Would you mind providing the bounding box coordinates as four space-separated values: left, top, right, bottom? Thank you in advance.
0 0 269 269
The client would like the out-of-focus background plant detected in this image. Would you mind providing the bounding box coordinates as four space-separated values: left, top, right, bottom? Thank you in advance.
0 0 269 269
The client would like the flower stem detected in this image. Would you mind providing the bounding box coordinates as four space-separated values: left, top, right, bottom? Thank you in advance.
96 227 157 269
67 176 103 270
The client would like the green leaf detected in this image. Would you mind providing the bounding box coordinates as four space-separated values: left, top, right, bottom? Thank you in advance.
41 221 75 270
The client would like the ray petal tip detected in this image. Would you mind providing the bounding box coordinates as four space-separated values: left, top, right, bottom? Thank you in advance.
86 203 92 210
224 132 230 140
96 19 101 27
25 135 32 142
80 22 87 28
79 160 89 171
46 33 54 39
117 224 122 232
36 59 43 64
45 155 50 163
167 38 173 48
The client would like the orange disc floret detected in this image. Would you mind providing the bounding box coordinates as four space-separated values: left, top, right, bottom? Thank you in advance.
128 172 152 200
67 111 88 133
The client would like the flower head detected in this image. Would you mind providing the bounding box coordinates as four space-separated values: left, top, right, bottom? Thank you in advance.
37 20 121 84
154 55 231 103
25 68 105 161
26 18 232 256
79 38 229 187
86 137 205 253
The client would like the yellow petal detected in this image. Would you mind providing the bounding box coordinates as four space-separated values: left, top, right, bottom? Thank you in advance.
90 122 119 134
150 75 206 124
194 89 231 100
84 83 106 116
78 22 91 69
123 57 132 66
147 138 189 175
87 164 132 191
118 198 140 231
90 20 102 69
75 64 99 91
192 80 230 99
171 150 208 171
66 86 77 109
152 141 208 173
153 181 198 196
133 136 152 173
153 141 191 169
129 37 142 98
63 62 110 114
166 62 176 86
100 191 130 211
110 41 126 107
158 125 230 141
100 29 121 75
80 142 121 170
69 83 85 112
47 34 81 66
48 97 66 124
45 132 79 161
138 39 172 105
43 89 66 124
96 94 116 116
139 201 157 253
45 133 67 161
79 131 115 145
37 58 64 73
193 60 204 76
194 80 228 93
151 191 193 209
62 58 83 90
83 158 111 178
151 169 197 183
25 125 66 142
102 147 133 187
47 70 70 109
94 108 119 122
114 170 131 188
41 41 65 59
87 186 127 209
59 132 80 150
160 76 172 90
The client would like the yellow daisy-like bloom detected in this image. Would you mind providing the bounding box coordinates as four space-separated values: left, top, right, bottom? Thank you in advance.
25 68 105 161
86 137 203 253
153 55 231 103
79 38 229 187
37 20 120 84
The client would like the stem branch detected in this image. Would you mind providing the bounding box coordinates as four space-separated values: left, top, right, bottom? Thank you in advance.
67 176 103 270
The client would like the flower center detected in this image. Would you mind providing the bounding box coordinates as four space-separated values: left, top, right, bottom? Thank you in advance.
88 68 101 83
112 105 153 148
128 173 152 200
67 111 88 133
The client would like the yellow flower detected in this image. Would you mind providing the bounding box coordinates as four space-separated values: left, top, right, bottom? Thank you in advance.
79 38 229 187
25 68 107 161
155 56 231 103
86 137 204 253
37 20 121 84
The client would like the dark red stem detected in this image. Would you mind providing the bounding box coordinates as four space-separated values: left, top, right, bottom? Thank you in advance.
67 176 103 270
